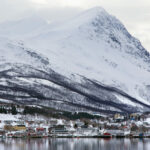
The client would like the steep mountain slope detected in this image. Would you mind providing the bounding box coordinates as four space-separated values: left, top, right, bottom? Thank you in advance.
26 7 150 104
0 7 150 114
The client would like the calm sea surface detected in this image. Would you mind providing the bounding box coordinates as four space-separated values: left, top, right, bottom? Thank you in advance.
0 138 150 150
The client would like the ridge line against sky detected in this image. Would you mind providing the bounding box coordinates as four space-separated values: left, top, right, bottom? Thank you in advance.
0 0 150 51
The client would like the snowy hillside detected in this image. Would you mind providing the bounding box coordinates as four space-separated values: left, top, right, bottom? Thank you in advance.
0 7 150 114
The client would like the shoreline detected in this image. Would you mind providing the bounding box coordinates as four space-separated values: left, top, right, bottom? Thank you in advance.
3 135 150 139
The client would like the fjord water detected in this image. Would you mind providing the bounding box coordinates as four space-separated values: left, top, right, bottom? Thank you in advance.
0 138 149 150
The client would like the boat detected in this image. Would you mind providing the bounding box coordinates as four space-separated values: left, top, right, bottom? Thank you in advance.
102 132 112 138
139 133 144 138
0 135 6 139
7 133 13 138
27 132 43 138
12 131 26 138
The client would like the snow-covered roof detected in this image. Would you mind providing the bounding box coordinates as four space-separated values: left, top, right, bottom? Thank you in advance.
144 118 150 124
0 114 20 121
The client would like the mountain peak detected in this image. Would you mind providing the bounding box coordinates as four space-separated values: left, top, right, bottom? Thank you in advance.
82 6 107 15
75 7 108 23
66 7 125 32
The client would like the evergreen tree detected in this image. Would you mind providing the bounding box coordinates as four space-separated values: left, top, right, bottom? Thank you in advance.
0 107 7 114
3 107 7 114
11 105 17 115
74 124 78 129
0 107 2 113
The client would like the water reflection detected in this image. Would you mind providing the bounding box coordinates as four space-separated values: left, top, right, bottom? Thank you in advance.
0 138 150 150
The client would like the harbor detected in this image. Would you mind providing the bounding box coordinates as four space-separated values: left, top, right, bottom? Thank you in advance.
1 112 150 139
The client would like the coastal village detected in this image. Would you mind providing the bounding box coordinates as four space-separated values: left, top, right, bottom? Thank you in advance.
0 104 150 139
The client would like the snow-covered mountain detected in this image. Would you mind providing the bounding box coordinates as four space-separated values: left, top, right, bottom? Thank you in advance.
0 7 150 114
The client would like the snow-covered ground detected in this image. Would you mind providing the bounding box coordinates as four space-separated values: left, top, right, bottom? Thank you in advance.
0 114 20 121
144 118 150 125
24 8 150 104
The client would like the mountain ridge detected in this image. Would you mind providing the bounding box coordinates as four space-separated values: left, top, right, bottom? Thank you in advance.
0 7 150 114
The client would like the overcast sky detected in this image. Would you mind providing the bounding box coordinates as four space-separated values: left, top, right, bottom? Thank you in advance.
0 0 150 51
